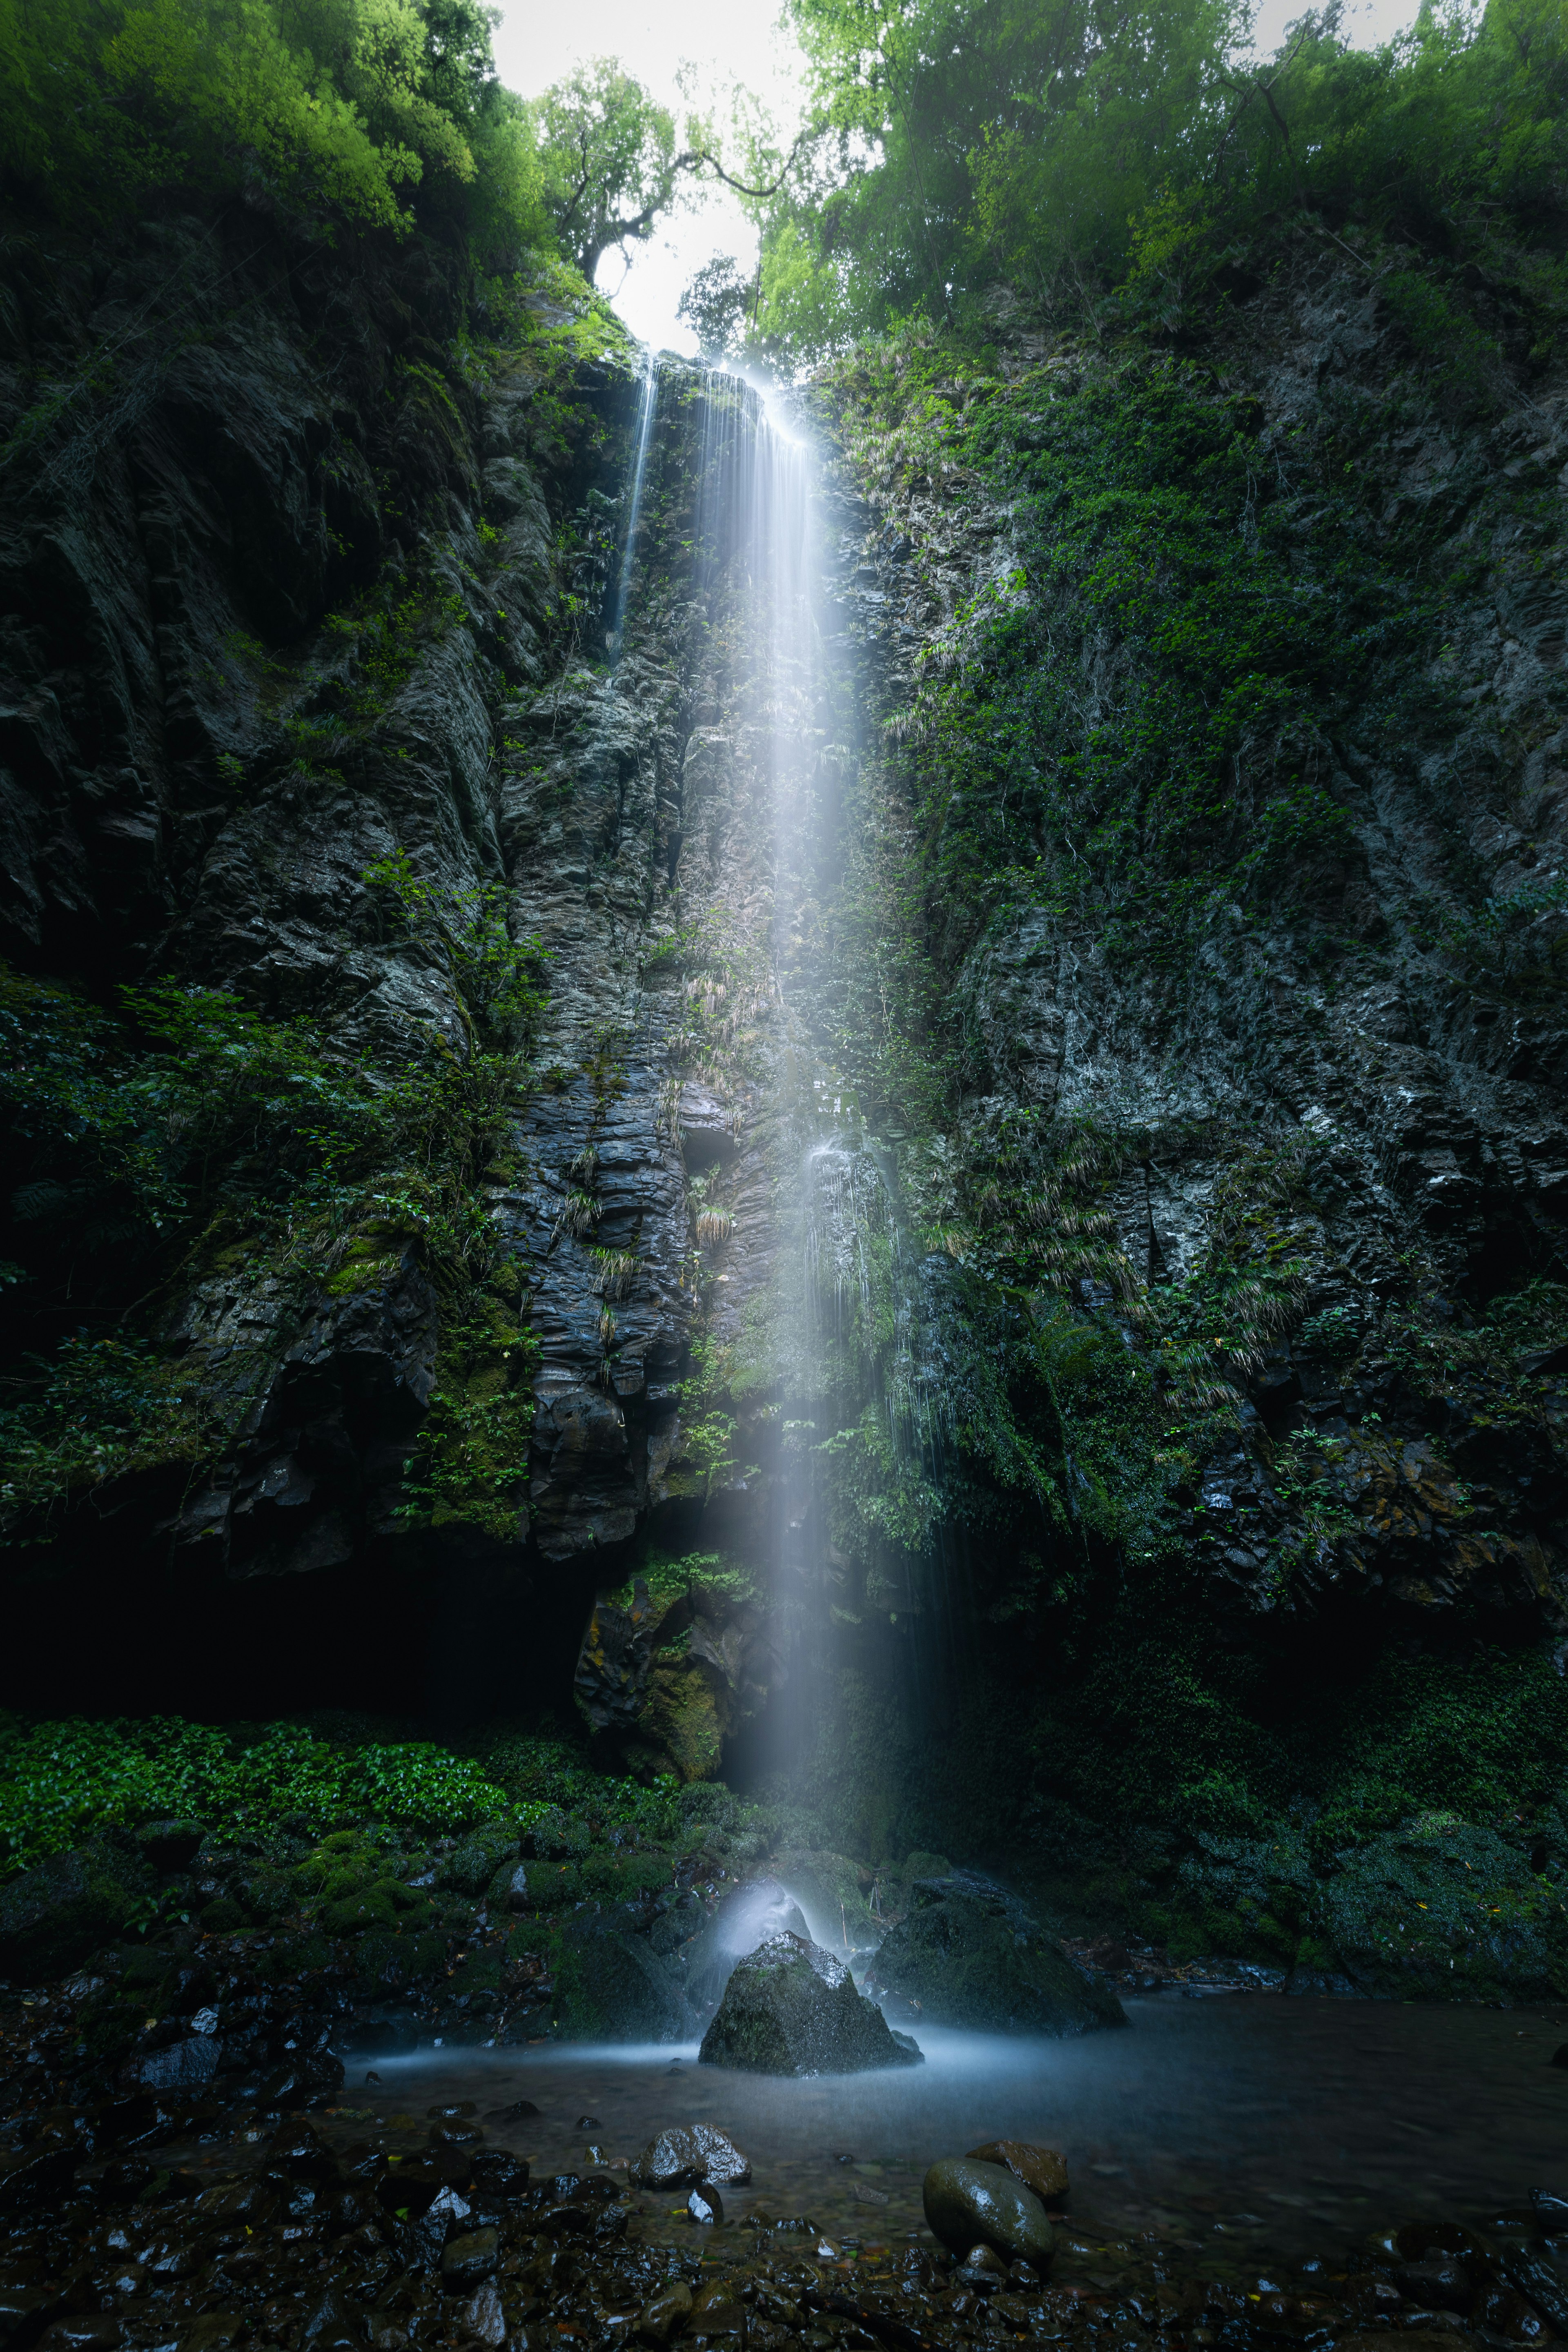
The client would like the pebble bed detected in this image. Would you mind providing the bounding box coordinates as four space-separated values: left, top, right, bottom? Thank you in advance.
6 1961 1568 2352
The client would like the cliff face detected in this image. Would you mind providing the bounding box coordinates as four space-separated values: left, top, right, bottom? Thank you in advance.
5 200 1568 1991
764 242 1568 1991
827 250 1568 1631
0 215 808 1735
0 210 657 1701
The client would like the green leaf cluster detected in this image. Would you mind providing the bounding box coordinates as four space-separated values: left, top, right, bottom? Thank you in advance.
0 1712 515 1872
0 0 549 256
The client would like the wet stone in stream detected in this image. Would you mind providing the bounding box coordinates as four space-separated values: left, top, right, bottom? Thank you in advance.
8 1967 1568 2352
4 2059 1568 2352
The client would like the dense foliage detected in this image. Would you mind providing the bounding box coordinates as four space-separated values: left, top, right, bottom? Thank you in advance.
536 58 684 283
0 0 548 253
0 0 714 287
709 0 1568 357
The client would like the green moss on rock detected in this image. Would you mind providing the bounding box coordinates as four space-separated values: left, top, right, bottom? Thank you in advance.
0 1842 149 1979
553 1917 693 2042
441 1824 521 1896
637 1659 725 1782
874 1882 1125 2036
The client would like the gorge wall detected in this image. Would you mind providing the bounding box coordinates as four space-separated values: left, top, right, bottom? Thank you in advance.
4 200 1568 1997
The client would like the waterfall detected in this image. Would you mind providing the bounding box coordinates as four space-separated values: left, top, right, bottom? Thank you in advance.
678 368 955 1789
608 345 659 658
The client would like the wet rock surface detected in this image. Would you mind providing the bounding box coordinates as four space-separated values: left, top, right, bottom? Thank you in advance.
921 2155 1056 2267
966 2140 1069 2207
3 1965 1568 2352
630 2129 753 2192
699 1935 923 2076
870 1879 1126 2037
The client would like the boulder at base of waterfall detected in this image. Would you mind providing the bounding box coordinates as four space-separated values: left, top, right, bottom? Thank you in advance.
923 2157 1056 2268
698 1931 923 2075
553 1918 696 2043
682 1878 811 2013
629 2125 752 2191
874 1878 1125 2036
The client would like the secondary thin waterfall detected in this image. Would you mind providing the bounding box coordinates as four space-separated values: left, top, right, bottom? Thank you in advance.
608 346 659 657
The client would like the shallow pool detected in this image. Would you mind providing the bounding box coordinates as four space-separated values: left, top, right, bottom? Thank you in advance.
330 1991 1568 2266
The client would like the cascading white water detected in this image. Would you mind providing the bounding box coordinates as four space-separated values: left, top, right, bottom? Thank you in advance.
604 357 958 1949
608 345 659 659
679 371 958 1813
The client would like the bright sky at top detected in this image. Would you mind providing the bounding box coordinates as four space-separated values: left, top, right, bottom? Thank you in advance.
492 0 1429 357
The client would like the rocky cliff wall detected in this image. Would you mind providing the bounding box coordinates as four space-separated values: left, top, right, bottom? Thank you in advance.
0 214 773 1717
0 222 840 1749
8 199 1568 1993
728 238 1568 1987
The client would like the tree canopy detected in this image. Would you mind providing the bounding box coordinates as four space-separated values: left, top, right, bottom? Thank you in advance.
0 0 549 254
724 0 1568 359
533 58 684 283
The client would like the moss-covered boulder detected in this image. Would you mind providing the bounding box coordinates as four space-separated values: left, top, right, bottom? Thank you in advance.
0 1842 149 1980
637 1657 726 1782
320 1878 431 1936
1312 1819 1568 2001
521 1809 590 1862
441 1824 521 1897
699 1931 923 2075
873 1880 1125 2035
553 1918 696 2043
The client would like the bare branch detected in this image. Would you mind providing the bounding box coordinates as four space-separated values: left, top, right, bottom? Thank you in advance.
673 130 812 200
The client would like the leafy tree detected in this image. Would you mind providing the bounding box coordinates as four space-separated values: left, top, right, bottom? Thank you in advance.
677 253 757 357
534 58 683 283
535 58 804 294
0 0 548 254
747 0 1568 354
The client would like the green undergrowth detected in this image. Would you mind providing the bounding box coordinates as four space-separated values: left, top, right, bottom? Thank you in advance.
824 344 1438 989
0 1706 842 1880
0 1711 864 1976
0 1715 515 1875
0 866 548 1547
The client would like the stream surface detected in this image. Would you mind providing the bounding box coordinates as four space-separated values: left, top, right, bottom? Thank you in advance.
337 1993 1568 2269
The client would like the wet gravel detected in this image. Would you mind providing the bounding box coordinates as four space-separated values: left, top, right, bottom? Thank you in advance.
7 1968 1568 2352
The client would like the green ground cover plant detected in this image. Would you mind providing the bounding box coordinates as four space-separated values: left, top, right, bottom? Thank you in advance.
0 1713 515 1872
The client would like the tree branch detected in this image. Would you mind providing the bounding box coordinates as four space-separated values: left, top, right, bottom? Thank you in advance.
673 130 811 200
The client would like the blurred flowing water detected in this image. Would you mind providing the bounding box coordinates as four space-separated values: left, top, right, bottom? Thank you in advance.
337 1998 1568 2267
669 365 959 1741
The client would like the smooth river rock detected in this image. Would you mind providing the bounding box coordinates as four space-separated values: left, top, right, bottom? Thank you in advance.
922 2157 1056 2267
699 1931 923 2075
968 2138 1069 2206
